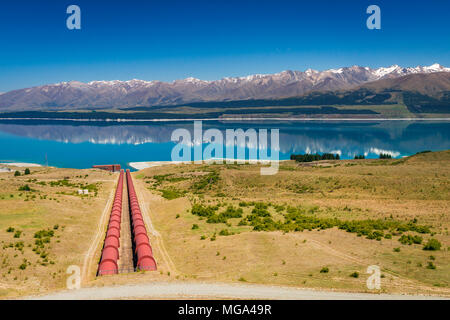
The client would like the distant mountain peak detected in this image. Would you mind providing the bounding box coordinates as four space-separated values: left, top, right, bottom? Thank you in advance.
423 63 445 71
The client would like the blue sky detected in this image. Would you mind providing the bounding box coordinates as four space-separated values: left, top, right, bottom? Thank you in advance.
0 0 449 92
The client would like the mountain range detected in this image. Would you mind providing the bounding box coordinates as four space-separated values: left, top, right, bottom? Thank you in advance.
0 64 449 112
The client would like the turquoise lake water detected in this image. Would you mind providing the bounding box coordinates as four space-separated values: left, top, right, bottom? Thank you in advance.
0 120 449 170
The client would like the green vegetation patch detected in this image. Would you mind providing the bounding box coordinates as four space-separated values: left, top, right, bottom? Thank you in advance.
160 188 186 200
190 201 432 243
49 179 99 193
191 170 220 192
191 204 243 224
398 234 423 245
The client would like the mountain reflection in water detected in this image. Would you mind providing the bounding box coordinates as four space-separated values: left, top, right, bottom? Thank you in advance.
0 120 448 170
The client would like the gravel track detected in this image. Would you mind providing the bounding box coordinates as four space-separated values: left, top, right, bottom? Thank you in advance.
28 281 448 300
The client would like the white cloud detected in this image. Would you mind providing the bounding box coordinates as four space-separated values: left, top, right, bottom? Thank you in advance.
369 147 400 158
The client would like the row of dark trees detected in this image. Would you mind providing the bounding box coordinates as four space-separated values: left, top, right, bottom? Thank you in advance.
379 153 392 159
14 168 30 176
290 153 395 162
290 153 340 162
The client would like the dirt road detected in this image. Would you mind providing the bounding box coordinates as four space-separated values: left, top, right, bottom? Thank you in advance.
134 177 178 275
81 187 115 283
28 281 447 300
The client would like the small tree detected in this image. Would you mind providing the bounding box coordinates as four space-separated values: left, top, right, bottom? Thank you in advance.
24 168 31 175
14 171 21 177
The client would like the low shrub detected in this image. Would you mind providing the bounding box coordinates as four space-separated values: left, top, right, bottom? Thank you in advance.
34 229 54 239
206 206 243 224
423 238 441 251
320 267 329 273
219 229 233 236
399 234 422 245
191 204 218 217
18 184 32 191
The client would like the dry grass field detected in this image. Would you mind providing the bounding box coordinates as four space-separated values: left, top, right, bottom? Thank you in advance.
1 150 449 298
129 150 449 296
0 166 116 298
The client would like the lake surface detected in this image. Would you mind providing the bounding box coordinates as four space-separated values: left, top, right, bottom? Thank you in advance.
0 120 449 170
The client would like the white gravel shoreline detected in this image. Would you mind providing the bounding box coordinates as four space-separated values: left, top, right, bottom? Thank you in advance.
0 162 42 167
1 117 450 122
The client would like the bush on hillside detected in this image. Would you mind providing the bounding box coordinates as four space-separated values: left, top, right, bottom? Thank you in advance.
423 238 441 251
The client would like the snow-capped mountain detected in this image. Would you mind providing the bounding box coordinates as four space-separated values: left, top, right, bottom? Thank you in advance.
0 64 449 111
